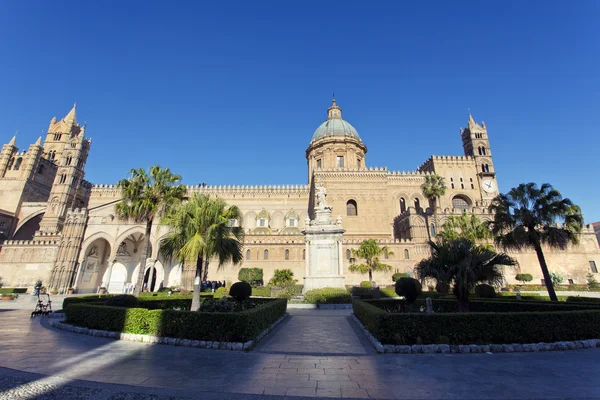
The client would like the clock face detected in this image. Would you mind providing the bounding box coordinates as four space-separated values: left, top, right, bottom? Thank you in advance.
482 179 496 193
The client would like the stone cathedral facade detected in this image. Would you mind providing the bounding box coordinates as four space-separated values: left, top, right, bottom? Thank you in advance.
0 101 598 293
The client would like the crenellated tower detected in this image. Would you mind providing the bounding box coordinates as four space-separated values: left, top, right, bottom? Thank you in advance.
0 136 17 178
38 105 91 234
460 113 498 200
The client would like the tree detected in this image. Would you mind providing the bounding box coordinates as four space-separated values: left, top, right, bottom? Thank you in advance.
268 269 297 287
488 183 583 302
420 174 447 240
349 239 393 283
550 272 564 287
159 194 244 310
116 166 186 296
438 213 492 244
415 239 517 312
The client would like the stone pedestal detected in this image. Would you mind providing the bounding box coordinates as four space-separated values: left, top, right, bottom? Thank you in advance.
302 207 345 293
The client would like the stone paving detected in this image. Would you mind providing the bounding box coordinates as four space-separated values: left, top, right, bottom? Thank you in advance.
0 308 599 399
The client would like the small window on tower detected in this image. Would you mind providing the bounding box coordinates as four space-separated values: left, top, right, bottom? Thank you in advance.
288 219 295 227
357 158 361 168
336 156 344 168
259 219 265 227
316 159 322 169
54 133 61 141
590 261 598 273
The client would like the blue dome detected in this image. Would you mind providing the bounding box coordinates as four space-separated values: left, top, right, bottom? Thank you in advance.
311 118 361 143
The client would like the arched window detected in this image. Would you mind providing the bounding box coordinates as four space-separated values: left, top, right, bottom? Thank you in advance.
414 198 421 212
263 250 268 260
346 249 351 259
346 200 357 216
59 174 66 184
404 249 409 259
37 164 45 175
452 195 470 211
13 158 22 171
246 249 251 260
65 156 72 166
430 223 436 238
7 157 14 170
482 147 486 155
485 164 490 173
48 151 55 161
400 198 406 213
285 249 289 260
53 133 61 141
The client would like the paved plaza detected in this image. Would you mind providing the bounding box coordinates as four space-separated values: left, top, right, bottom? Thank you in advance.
0 306 599 399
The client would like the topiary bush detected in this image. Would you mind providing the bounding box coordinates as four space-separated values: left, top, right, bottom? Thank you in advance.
392 272 410 282
394 277 422 305
304 288 352 304
435 282 450 294
515 273 533 284
105 295 139 308
474 284 496 298
229 281 252 301
360 281 372 288
237 268 263 287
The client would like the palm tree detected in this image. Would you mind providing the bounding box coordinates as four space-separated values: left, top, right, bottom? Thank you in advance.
416 239 516 311
438 213 492 244
421 174 447 240
349 239 393 283
116 166 186 296
488 182 583 302
159 194 244 311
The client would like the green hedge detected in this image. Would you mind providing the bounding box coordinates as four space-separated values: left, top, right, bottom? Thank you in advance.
351 287 380 299
251 286 272 297
304 288 352 304
566 296 600 304
370 298 600 314
65 298 287 343
353 300 600 345
0 288 28 294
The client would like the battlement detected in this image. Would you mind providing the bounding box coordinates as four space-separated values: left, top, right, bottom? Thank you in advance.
418 155 475 172
387 170 431 176
2 238 60 247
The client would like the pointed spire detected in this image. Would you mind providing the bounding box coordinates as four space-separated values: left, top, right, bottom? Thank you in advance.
8 135 16 146
34 136 42 146
64 102 77 125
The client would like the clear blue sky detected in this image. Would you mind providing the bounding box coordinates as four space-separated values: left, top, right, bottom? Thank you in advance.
1 1 599 222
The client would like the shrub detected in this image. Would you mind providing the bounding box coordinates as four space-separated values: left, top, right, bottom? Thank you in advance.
353 299 600 345
394 278 422 304
214 287 228 299
229 281 252 301
360 281 372 288
550 272 564 287
65 298 287 343
200 298 238 312
274 285 303 300
304 288 352 304
587 273 599 289
515 273 533 284
435 282 450 294
380 287 399 298
237 268 263 287
268 269 297 287
392 272 410 282
251 286 271 297
105 295 140 308
0 288 28 295
474 284 496 298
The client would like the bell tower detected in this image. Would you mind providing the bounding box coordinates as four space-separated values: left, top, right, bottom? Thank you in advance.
38 105 91 234
461 112 498 201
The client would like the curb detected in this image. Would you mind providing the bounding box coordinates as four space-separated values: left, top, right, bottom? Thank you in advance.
49 313 288 352
351 313 600 354
287 303 352 309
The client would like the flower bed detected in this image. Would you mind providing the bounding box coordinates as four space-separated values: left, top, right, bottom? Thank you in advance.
353 299 600 345
64 298 287 343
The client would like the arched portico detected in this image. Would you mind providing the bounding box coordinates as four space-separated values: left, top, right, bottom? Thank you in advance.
75 237 112 293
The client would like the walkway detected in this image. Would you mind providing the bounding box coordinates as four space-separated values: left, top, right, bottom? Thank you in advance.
0 309 598 399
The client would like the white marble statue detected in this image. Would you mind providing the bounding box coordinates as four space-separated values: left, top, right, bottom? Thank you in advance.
316 182 328 209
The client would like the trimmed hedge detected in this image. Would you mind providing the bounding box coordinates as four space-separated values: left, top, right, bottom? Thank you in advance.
351 287 380 300
353 299 600 345
65 298 287 343
251 286 272 297
304 288 352 304
566 296 600 304
0 288 28 294
370 298 600 314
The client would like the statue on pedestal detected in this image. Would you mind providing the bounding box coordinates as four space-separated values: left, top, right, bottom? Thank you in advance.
316 182 330 210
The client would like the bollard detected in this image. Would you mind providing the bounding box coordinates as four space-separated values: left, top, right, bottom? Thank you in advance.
426 297 433 313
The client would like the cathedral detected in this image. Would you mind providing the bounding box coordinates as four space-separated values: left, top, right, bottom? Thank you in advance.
0 100 598 293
